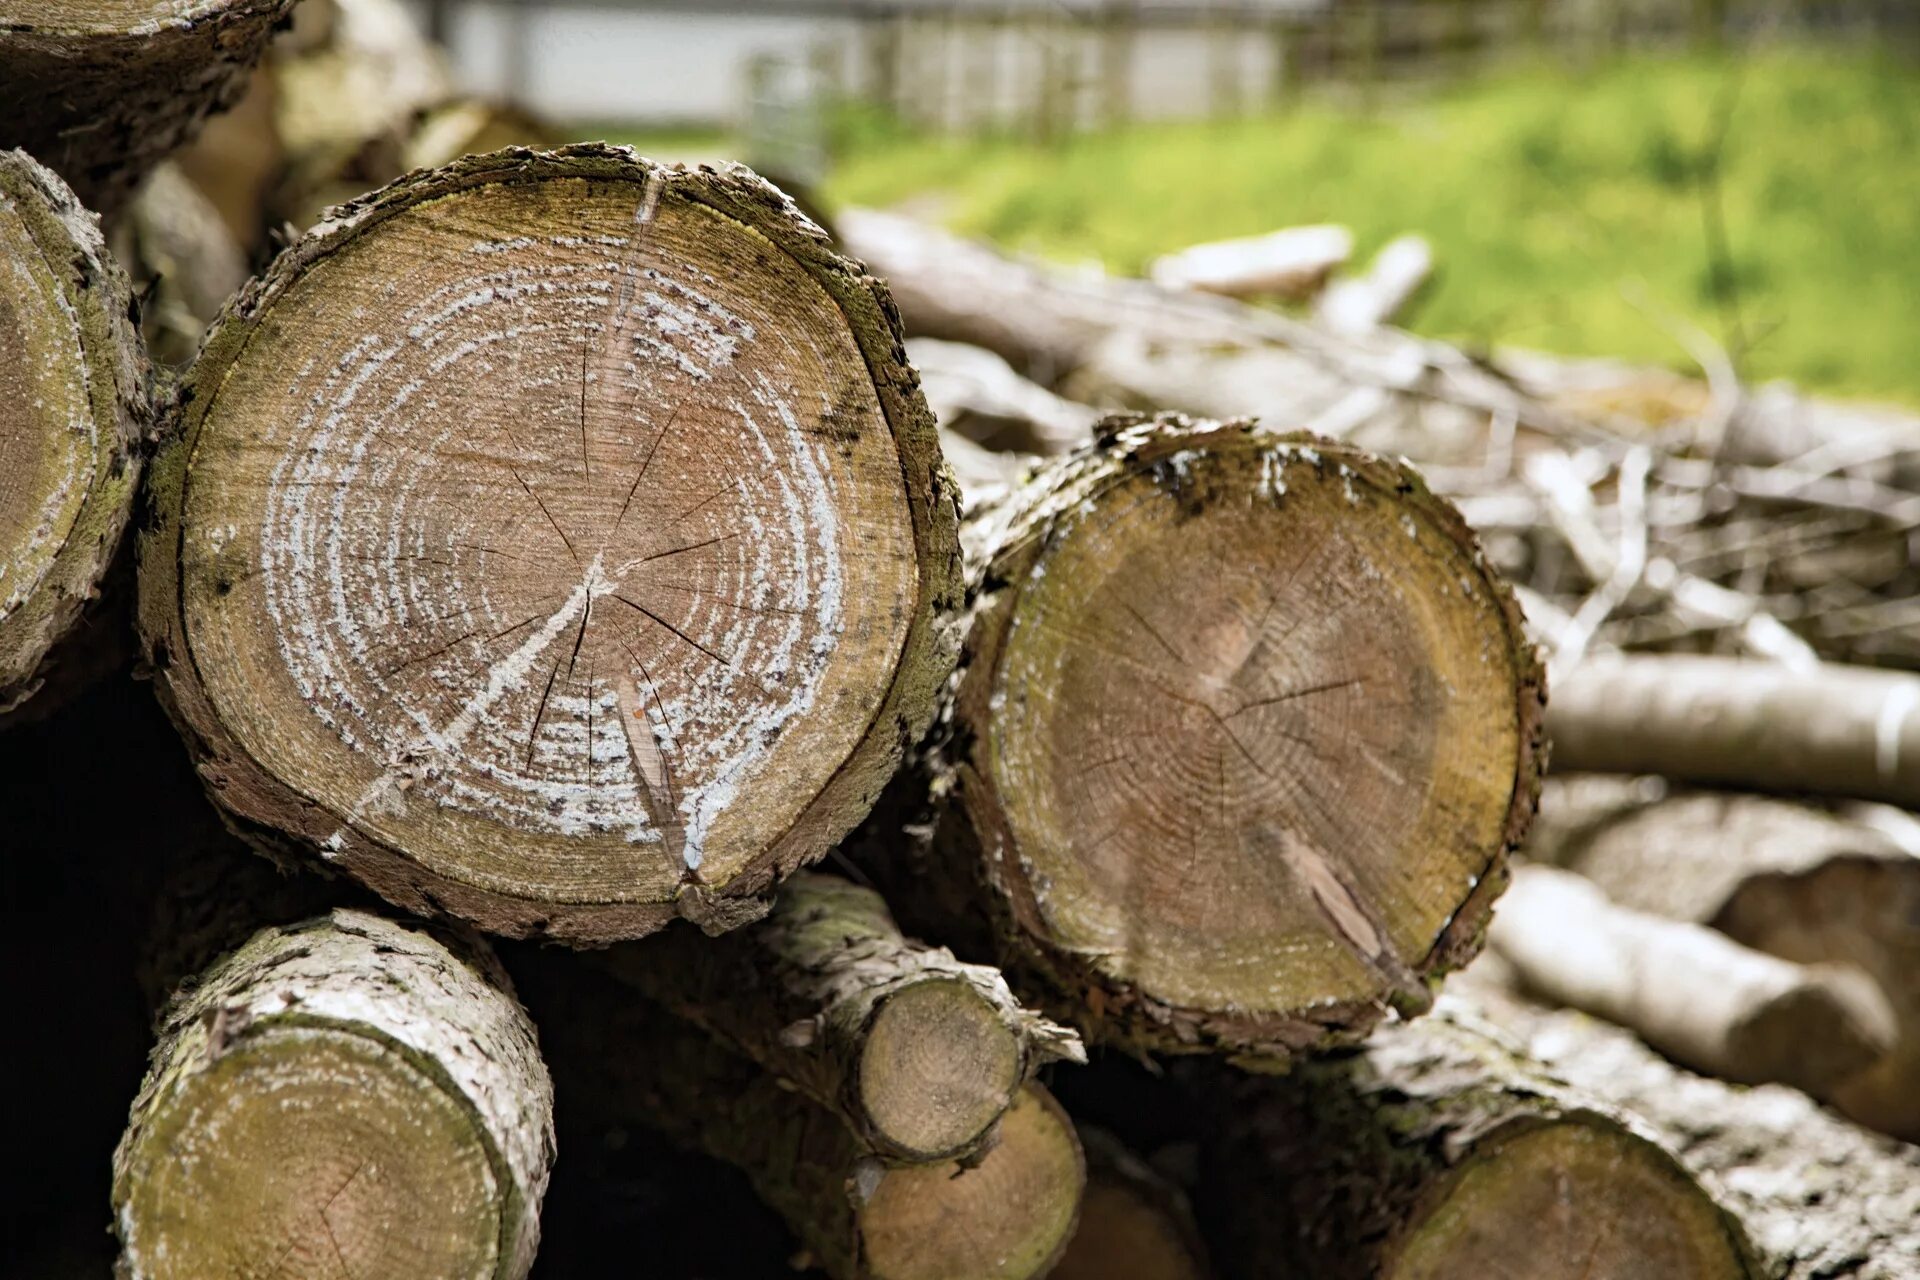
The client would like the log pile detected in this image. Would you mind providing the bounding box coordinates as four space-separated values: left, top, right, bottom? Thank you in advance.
6 8 1920 1278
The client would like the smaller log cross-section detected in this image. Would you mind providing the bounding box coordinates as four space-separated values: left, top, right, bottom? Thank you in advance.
598 870 1084 1164
900 414 1545 1056
113 908 555 1280
139 146 961 943
0 150 149 718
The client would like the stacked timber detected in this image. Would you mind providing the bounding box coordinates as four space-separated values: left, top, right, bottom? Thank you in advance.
8 8 1920 1266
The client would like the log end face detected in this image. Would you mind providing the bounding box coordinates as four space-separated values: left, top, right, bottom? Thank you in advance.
970 423 1535 1048
1052 1176 1210 1280
861 1084 1086 1280
1386 1119 1755 1280
859 977 1025 1161
113 1022 511 1280
150 149 944 939
0 149 144 713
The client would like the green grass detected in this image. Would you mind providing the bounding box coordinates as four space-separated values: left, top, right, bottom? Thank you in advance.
822 50 1920 405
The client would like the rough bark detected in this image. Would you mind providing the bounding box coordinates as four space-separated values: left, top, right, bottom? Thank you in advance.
517 957 1085 1280
1457 979 1920 1280
596 870 1084 1163
1054 1127 1213 1280
872 414 1546 1058
1196 1007 1761 1280
1487 864 1894 1099
0 1 296 215
0 150 150 720
138 145 963 942
1548 653 1920 807
1529 779 1920 1139
113 161 251 367
112 907 555 1280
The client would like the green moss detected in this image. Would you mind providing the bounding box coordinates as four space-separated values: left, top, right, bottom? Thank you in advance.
823 49 1920 405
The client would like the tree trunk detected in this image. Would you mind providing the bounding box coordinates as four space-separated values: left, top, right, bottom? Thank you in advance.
517 957 1085 1280
0 1 296 215
138 146 963 943
597 870 1083 1163
1458 981 1920 1280
0 151 149 720
1487 863 1894 1098
1196 1008 1762 1280
1548 653 1920 807
1530 779 1920 1139
1054 1127 1213 1280
872 414 1545 1058
112 907 555 1280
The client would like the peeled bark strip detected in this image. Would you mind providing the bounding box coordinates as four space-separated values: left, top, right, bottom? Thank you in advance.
139 146 962 942
601 870 1082 1163
0 151 149 718
1198 1009 1761 1280
1460 985 1920 1280
0 1 296 215
897 415 1544 1056
1549 653 1920 807
1488 864 1894 1098
112 908 555 1280
1054 1128 1212 1280
1531 780 1920 1139
522 960 1084 1280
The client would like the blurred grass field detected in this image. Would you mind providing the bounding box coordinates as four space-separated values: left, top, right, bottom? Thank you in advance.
610 50 1920 405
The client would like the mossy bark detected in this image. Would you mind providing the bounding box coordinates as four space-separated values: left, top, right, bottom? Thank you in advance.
516 956 1085 1280
599 870 1082 1163
0 1 296 215
1195 1007 1761 1280
870 413 1545 1058
138 145 963 942
113 908 554 1280
0 150 150 721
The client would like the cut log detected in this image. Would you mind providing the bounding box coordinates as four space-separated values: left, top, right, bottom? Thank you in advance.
907 337 1100 455
112 907 555 1280
1148 224 1353 300
0 151 149 719
1316 234 1434 334
877 414 1545 1056
597 870 1083 1163
114 161 251 367
1549 653 1920 807
519 958 1085 1280
138 146 962 942
1530 779 1920 1139
0 1 296 215
834 208 1578 449
1458 982 1920 1280
1054 1127 1212 1280
1196 1008 1761 1280
1487 864 1894 1098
